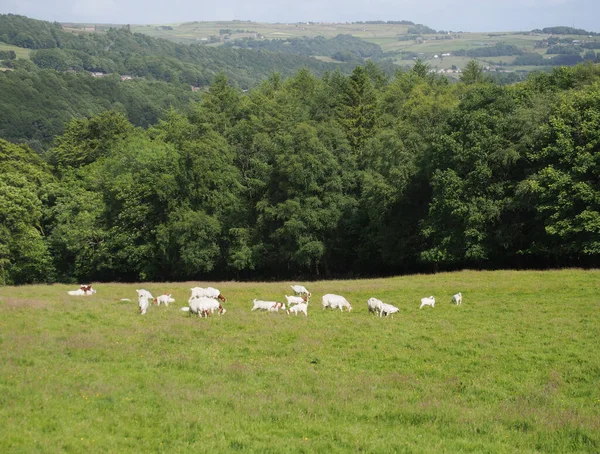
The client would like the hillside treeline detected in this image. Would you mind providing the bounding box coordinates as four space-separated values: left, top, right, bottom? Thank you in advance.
0 14 343 88
2 62 600 284
0 69 201 148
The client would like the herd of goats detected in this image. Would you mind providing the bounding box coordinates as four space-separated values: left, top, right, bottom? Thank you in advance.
67 284 464 318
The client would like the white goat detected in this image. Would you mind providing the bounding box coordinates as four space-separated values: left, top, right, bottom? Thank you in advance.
451 292 462 305
268 302 286 312
67 284 96 296
291 285 311 297
367 297 384 315
380 302 400 318
154 294 175 306
185 297 226 317
322 294 352 312
420 296 435 309
251 299 283 312
287 302 308 316
136 289 154 300
138 296 150 315
190 286 227 301
285 294 308 306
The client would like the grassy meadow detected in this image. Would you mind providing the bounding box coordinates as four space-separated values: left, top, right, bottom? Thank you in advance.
0 42 30 60
1 269 599 452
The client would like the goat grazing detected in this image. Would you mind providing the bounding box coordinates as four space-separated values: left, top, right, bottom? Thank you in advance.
287 302 308 316
367 297 383 315
285 294 308 306
322 294 352 312
380 303 400 318
138 296 150 315
136 289 154 300
290 285 311 297
185 297 226 317
190 287 227 302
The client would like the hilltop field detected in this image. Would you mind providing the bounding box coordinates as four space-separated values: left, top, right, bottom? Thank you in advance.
1 269 599 452
123 21 599 73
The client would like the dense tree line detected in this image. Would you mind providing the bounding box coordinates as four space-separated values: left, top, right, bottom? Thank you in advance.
0 50 16 59
0 13 63 49
533 26 598 36
453 43 523 58
1 61 599 285
547 45 583 55
0 68 202 148
407 24 437 34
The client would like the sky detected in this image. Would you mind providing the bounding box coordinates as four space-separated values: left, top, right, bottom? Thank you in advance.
0 0 598 33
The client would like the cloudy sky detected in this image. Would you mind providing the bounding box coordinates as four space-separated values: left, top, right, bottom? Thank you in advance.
0 0 597 32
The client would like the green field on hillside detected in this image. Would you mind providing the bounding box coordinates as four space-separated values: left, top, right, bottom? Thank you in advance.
1 270 599 452
0 42 30 60
58 20 599 74
129 21 414 44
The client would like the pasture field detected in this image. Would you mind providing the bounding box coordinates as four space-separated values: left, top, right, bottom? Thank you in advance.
1 269 599 452
127 21 550 55
0 42 30 60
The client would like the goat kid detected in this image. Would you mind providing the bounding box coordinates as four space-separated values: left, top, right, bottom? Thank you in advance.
153 294 175 306
451 292 462 305
419 296 435 309
251 299 284 312
287 302 308 316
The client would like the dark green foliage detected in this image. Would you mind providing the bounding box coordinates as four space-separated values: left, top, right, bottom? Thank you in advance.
2 57 600 283
0 50 16 60
546 45 582 55
460 60 486 84
516 84 600 261
454 43 523 58
0 69 199 146
534 26 598 36
513 53 547 66
0 14 62 49
407 24 437 34
0 140 54 284
49 110 133 170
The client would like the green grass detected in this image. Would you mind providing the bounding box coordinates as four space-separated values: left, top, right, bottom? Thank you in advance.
1 270 599 452
0 42 30 60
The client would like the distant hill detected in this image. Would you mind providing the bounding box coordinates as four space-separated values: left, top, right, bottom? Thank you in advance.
0 13 598 148
532 26 598 36
224 34 383 61
126 20 599 75
0 14 349 89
